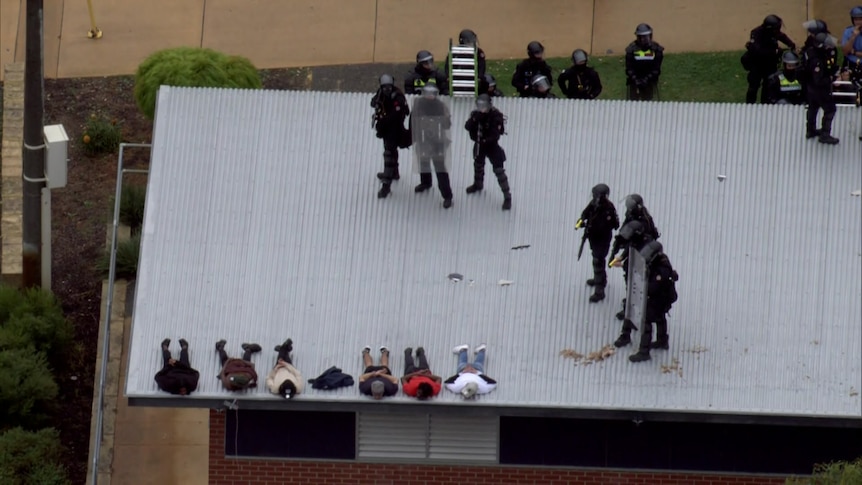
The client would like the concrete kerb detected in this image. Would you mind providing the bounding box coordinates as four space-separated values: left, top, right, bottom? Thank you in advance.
85 223 130 485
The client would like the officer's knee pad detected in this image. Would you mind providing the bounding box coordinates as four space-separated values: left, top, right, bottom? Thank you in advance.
492 166 506 176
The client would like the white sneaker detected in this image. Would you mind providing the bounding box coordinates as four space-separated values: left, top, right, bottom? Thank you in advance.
474 343 487 353
379 346 389 354
362 346 371 354
452 344 469 354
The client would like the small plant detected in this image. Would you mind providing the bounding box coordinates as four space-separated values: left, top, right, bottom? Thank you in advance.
81 113 122 156
786 457 862 484
118 184 146 233
0 427 70 485
96 233 141 279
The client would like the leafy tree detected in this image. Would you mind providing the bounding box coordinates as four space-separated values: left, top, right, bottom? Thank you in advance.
0 427 69 485
134 47 262 118
786 457 862 484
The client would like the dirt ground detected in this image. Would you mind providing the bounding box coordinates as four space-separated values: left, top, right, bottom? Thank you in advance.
38 63 394 483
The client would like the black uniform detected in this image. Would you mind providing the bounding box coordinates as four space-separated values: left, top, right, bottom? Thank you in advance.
625 40 664 101
464 107 511 208
631 251 678 361
511 58 553 97
371 87 410 187
744 26 796 104
610 206 660 320
801 43 840 140
764 70 805 104
404 65 450 96
578 199 620 301
558 65 603 99
478 78 504 97
444 47 486 80
410 97 453 203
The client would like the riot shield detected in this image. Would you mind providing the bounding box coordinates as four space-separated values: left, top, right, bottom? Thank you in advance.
411 96 452 174
624 247 648 331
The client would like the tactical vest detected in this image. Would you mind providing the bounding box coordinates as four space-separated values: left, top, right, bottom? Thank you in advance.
633 49 655 61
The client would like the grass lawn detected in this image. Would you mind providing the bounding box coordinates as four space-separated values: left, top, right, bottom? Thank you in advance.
485 51 751 103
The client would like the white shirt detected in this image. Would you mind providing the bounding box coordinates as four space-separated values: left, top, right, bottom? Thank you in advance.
445 372 497 395
265 362 305 395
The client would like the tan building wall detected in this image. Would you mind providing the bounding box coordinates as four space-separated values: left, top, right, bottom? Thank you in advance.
815 0 858 42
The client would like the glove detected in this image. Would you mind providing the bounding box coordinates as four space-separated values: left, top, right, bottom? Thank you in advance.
608 257 623 268
575 219 585 230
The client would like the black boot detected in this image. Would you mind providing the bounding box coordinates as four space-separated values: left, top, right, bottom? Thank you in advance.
443 198 453 209
502 195 512 211
615 298 626 320
650 319 669 349
630 321 653 362
466 183 484 194
588 286 605 303
377 171 400 181
614 332 632 348
805 129 820 139
178 339 189 350
415 172 433 193
242 343 262 353
818 133 839 145
215 339 226 351
588 258 606 302
629 351 651 362
466 161 484 193
161 338 171 351
378 183 391 198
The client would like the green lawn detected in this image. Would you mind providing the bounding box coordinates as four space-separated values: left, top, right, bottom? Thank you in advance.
485 51 752 103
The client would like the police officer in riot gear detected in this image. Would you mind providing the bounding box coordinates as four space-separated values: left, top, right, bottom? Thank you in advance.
628 241 678 363
611 220 653 348
410 84 454 208
405 50 450 96
371 74 410 199
464 94 512 210
575 184 620 303
512 41 554 97
802 32 840 144
610 195 661 320
444 29 487 80
559 49 603 99
478 73 504 97
764 51 804 105
625 24 664 101
802 20 838 70
743 15 797 104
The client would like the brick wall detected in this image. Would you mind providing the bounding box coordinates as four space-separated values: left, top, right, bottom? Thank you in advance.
209 410 787 485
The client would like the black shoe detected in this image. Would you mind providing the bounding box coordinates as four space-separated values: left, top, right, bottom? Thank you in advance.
805 129 821 139
614 334 631 348
415 183 432 193
161 338 171 351
215 339 226 351
377 172 400 181
242 343 262 353
615 310 625 321
502 197 512 211
404 347 413 356
178 339 189 350
285 339 293 352
629 351 651 363
818 134 839 145
377 184 391 198
650 339 669 350
466 184 483 194
443 198 453 209
588 290 605 303
416 347 425 356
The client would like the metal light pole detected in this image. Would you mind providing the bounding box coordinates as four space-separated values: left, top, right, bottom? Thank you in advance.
22 0 45 288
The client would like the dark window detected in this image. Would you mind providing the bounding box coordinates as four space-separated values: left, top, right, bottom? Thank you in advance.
500 416 862 474
225 409 355 459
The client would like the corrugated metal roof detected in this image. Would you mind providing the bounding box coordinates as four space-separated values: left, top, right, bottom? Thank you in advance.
126 86 862 419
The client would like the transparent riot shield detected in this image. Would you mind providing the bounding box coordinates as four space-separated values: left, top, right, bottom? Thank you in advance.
411 96 452 174
624 247 649 330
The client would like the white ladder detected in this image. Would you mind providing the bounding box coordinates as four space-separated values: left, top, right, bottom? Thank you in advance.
448 40 477 97
832 80 860 107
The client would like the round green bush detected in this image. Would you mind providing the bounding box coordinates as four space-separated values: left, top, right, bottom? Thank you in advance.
134 47 262 119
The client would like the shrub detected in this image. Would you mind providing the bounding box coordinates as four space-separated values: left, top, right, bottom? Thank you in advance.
118 183 146 233
0 286 73 368
0 427 69 485
96 233 141 279
134 47 262 119
786 457 862 484
81 113 122 156
0 349 59 428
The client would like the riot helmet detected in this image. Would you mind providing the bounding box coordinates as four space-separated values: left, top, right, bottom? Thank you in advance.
814 32 837 49
851 6 862 22
422 83 439 99
379 74 394 95
781 50 800 77
635 23 653 46
592 183 610 200
416 50 434 70
640 240 664 265
527 41 545 59
459 29 478 46
476 93 492 113
618 220 645 242
572 49 588 66
803 19 828 36
530 74 551 93
625 193 644 213
762 14 782 30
